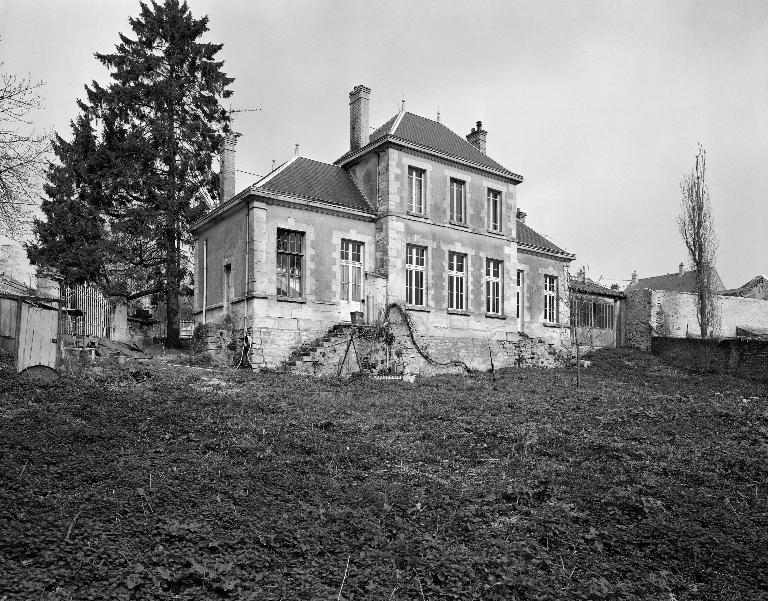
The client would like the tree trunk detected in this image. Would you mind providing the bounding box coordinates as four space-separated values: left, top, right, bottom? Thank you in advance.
164 227 181 348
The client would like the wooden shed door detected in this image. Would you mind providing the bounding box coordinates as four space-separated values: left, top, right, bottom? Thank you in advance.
16 304 59 372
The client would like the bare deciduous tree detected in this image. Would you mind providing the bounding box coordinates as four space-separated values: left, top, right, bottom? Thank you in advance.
0 60 49 239
678 144 719 338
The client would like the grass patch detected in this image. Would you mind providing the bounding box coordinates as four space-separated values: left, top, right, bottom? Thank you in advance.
1 349 766 599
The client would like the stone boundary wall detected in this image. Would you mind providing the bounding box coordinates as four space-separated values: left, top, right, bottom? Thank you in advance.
651 336 768 381
626 288 768 350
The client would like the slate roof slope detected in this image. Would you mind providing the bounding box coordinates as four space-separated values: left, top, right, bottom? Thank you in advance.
516 219 573 257
256 157 373 213
627 269 724 293
569 279 625 299
344 112 523 182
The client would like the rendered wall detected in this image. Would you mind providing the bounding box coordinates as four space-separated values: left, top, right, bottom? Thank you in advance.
517 249 571 346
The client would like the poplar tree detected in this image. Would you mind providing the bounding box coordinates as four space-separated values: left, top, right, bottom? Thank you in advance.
29 0 233 346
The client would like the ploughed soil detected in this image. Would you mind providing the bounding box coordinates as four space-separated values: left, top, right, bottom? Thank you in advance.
1 349 766 600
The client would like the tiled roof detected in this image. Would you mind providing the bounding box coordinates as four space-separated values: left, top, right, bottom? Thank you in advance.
627 268 724 293
256 157 373 213
569 279 625 299
722 275 768 298
344 112 523 181
516 219 573 257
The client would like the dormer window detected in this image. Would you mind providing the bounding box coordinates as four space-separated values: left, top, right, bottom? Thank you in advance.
408 166 425 214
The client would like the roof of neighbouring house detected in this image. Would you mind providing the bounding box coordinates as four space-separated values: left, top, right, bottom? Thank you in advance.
0 274 36 296
255 156 374 213
569 279 626 299
627 268 724 293
516 219 574 258
721 275 768 298
338 111 523 182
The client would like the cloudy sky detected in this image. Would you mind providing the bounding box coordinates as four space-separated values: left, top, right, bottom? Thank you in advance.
2 0 766 287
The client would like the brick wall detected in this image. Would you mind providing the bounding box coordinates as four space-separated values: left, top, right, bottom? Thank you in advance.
651 336 768 381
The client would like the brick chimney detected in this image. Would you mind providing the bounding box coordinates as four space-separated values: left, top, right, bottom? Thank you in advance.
679 262 684 276
516 208 527 223
218 132 237 204
349 84 371 151
466 120 487 154
631 270 638 286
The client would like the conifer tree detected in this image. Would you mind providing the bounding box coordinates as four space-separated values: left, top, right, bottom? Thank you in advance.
29 0 233 346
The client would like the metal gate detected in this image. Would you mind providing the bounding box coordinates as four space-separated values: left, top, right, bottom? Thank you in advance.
63 283 112 338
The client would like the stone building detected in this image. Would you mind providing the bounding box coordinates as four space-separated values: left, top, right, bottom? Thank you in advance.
191 85 575 369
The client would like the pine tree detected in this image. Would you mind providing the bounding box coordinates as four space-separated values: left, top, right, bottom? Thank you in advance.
29 0 233 346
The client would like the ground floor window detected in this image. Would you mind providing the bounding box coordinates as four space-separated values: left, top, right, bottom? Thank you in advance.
486 258 503 314
276 229 303 298
543 274 557 323
340 240 363 301
571 298 615 329
448 252 467 311
516 269 524 319
406 244 426 306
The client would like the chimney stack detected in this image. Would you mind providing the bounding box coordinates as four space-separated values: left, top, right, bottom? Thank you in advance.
466 120 487 154
516 208 527 223
631 270 638 285
679 262 684 276
349 84 371 151
218 132 237 204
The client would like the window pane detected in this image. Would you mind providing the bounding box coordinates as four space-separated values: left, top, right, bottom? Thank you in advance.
351 266 361 301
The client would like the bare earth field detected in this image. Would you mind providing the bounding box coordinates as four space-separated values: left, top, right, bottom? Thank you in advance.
1 349 766 600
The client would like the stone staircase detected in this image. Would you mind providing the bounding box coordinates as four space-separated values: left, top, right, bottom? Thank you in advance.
282 323 367 376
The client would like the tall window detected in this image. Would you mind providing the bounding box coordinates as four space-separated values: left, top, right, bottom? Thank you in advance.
487 189 502 231
276 229 303 298
486 259 503 314
449 178 465 224
543 274 557 323
406 244 426 306
223 263 232 312
516 269 524 319
448 252 467 311
340 240 363 301
408 167 425 214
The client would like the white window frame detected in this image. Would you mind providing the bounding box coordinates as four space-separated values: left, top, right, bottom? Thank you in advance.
408 166 426 214
449 178 466 224
448 251 467 311
485 258 503 315
487 188 502 232
340 239 363 302
543 274 558 323
406 244 427 306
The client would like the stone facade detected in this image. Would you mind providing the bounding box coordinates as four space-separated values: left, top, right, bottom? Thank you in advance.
191 85 576 371
651 336 768 381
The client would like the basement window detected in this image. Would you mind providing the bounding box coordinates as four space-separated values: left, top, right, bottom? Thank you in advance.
276 229 304 298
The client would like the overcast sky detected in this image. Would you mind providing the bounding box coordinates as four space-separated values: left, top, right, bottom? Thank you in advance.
2 0 766 288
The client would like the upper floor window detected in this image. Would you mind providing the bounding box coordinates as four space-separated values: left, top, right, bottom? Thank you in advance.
486 258 503 315
340 240 363 301
408 167 426 214
449 178 465 224
487 188 502 232
406 244 426 306
276 229 303 298
448 251 467 311
543 274 557 323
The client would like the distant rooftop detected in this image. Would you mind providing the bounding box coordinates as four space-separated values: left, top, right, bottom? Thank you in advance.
627 267 724 293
